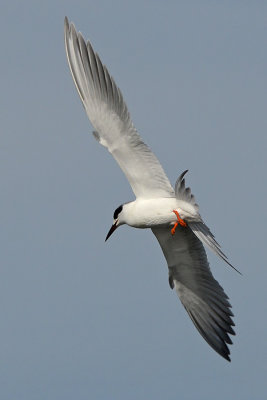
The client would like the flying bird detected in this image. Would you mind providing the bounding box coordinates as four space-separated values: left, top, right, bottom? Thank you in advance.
64 17 237 361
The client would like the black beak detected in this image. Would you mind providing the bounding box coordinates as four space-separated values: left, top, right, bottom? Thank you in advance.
105 221 118 241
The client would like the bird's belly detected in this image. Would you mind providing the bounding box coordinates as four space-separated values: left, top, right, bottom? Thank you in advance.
124 197 200 229
125 198 180 228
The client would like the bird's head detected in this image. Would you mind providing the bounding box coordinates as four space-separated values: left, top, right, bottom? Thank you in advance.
105 204 125 241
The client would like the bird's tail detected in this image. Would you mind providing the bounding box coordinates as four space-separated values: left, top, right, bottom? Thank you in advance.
174 170 199 211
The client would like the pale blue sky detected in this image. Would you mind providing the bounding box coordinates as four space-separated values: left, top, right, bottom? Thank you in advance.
1 1 266 399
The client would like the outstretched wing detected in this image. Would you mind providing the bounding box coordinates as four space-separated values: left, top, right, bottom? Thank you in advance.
64 17 174 199
152 225 235 361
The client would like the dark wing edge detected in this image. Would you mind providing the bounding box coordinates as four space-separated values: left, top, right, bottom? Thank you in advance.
152 225 235 361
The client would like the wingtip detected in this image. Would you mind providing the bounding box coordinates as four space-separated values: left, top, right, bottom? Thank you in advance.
221 346 231 362
64 16 69 30
64 16 77 38
217 341 232 362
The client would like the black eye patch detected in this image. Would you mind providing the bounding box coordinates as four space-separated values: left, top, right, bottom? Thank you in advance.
113 205 123 220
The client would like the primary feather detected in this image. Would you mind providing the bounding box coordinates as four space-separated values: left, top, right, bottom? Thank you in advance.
152 225 235 361
64 17 174 199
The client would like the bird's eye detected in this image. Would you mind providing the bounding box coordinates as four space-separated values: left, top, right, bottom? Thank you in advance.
113 205 123 220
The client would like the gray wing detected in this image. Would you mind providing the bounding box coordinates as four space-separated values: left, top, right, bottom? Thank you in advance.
152 225 235 361
64 17 174 199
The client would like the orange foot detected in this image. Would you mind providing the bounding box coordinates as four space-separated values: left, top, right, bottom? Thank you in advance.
171 210 187 235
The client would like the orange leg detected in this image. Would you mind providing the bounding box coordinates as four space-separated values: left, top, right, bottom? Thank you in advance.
171 210 187 235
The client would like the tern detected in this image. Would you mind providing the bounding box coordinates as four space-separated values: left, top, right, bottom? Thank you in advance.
64 17 238 361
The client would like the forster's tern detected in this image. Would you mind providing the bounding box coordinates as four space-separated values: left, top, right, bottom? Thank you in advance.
64 17 237 361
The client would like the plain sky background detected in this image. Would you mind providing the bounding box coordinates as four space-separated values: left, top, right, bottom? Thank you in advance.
1 1 266 399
